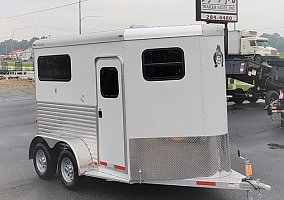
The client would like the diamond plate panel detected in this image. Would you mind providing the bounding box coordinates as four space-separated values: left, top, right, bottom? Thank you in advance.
129 134 231 181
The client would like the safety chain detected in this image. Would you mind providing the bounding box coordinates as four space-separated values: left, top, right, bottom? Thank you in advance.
247 190 254 200
258 189 262 200
246 188 263 200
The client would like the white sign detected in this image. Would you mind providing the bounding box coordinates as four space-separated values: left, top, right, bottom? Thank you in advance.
196 0 238 23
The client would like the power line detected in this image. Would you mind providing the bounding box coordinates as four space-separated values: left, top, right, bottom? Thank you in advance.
0 15 77 33
1 0 88 20
0 0 90 34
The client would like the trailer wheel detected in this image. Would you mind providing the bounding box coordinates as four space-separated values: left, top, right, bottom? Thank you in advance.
247 87 260 104
58 150 85 190
254 54 263 63
233 88 246 104
33 143 57 180
233 98 245 105
247 96 259 104
265 90 279 105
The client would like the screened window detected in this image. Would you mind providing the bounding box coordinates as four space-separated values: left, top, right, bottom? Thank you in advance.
142 48 185 81
100 67 119 98
38 54 71 81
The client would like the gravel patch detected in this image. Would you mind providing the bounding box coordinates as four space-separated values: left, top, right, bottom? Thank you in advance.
0 79 35 102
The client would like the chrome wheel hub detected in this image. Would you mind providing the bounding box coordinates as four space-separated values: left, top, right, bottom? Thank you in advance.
61 157 74 183
36 150 47 174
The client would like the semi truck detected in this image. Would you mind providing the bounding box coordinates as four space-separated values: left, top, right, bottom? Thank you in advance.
228 30 279 63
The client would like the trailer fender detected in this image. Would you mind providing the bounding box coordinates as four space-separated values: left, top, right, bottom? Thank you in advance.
29 135 94 175
29 136 50 159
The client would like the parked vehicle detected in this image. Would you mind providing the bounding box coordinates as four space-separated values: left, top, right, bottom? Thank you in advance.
228 30 279 63
18 57 29 62
29 25 270 198
226 58 284 105
2 55 12 60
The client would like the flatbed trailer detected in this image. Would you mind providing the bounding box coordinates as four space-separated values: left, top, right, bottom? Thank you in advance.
266 60 284 126
226 58 284 105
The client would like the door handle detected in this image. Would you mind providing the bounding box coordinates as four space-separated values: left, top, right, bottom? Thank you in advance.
98 109 103 118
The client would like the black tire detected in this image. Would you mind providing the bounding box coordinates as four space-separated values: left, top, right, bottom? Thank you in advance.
247 96 259 104
233 88 246 105
33 143 57 180
58 150 85 190
233 98 245 105
254 54 263 63
247 87 260 104
265 90 279 105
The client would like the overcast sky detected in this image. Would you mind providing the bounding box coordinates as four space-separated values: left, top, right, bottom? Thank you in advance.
0 0 283 41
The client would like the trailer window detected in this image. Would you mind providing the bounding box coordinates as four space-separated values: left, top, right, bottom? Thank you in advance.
38 54 71 81
100 67 119 98
142 48 185 81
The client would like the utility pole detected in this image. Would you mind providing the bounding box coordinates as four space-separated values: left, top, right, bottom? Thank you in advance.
10 38 13 56
5 42 7 55
79 0 82 34
10 27 30 59
80 16 102 34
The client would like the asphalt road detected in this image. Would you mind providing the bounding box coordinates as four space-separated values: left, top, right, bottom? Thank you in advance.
0 100 283 200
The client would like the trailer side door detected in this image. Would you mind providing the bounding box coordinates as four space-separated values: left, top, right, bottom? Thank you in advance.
95 57 126 172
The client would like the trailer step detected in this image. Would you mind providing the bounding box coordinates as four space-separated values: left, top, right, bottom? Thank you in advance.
84 169 130 184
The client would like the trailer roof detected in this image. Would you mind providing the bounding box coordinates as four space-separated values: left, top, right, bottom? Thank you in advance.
33 25 223 49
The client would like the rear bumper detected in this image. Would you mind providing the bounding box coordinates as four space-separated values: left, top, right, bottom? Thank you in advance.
264 56 280 62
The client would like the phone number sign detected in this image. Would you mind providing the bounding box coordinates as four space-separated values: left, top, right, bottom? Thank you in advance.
196 0 238 23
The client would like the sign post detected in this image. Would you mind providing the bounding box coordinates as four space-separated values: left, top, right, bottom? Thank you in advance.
196 0 238 59
0 62 8 74
15 62 23 72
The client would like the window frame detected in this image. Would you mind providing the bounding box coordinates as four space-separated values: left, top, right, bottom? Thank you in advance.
100 67 119 99
142 47 185 81
38 54 72 82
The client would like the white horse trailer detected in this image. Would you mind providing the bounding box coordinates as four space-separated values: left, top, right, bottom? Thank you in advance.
29 25 270 197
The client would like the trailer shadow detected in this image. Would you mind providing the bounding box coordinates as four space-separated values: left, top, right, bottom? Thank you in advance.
13 175 244 200
71 177 245 200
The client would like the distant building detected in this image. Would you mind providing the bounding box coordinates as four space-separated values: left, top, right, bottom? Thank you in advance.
22 48 33 59
8 49 25 59
8 48 33 59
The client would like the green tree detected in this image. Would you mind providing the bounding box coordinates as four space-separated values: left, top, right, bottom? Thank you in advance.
260 33 284 52
0 37 42 55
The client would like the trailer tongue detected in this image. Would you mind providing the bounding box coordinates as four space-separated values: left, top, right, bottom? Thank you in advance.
140 148 271 199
